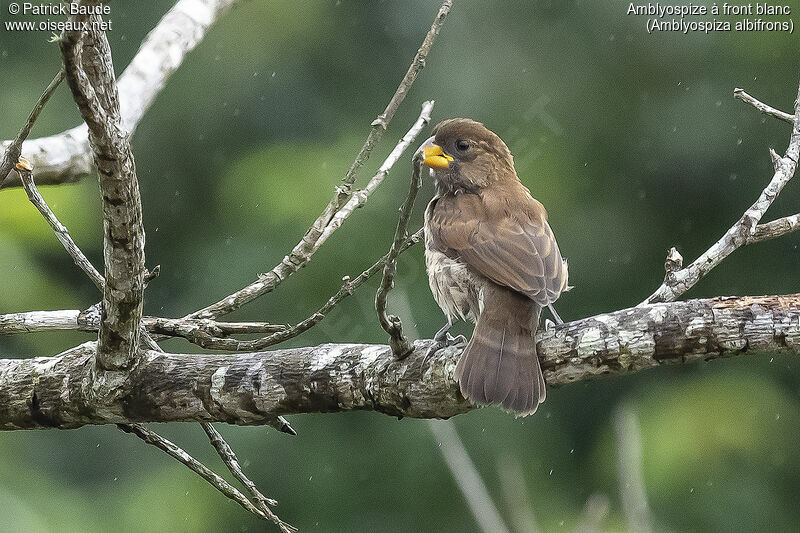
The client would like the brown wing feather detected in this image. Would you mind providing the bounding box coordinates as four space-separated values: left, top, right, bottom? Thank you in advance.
429 191 566 306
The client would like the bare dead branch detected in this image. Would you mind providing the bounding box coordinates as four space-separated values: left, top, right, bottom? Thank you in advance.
188 98 438 321
0 309 95 333
170 229 424 351
0 229 422 346
2 294 797 429
60 14 146 370
733 88 794 123
187 0 453 321
201 423 297 533
0 70 64 185
117 423 290 528
642 80 800 305
0 0 237 188
749 213 800 243
376 153 424 357
318 100 435 244
16 162 104 291
11 160 292 528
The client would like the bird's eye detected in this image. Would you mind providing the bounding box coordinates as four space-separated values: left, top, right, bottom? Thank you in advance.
455 139 470 152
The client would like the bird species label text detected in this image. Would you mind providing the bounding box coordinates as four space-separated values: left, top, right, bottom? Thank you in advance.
626 3 794 33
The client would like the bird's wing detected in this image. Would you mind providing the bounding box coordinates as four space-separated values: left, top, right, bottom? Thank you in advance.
428 192 566 305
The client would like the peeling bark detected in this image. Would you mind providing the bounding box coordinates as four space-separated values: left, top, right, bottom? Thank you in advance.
1 294 797 430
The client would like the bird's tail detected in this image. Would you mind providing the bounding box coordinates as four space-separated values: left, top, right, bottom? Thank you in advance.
454 289 545 417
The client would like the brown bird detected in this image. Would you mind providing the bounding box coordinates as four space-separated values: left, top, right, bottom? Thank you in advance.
421 118 569 417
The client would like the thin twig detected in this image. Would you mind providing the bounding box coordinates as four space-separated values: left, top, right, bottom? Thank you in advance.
16 162 105 291
318 100 435 244
201 423 297 533
642 79 800 305
0 70 64 185
733 88 794 123
613 404 653 533
427 420 512 533
376 153 424 357
117 424 280 526
169 229 424 351
187 1 452 321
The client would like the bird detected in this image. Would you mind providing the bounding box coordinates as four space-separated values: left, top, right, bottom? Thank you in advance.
420 118 569 417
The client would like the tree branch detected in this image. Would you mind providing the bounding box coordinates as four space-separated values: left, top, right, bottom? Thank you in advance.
642 79 800 305
2 294 797 429
116 423 294 531
0 70 64 185
186 0 451 321
168 229 423 351
60 13 146 370
16 161 105 291
0 0 237 188
188 88 439 320
733 88 794 123
376 152 424 357
749 213 800 243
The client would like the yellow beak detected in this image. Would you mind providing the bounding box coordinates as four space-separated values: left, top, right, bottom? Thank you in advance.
421 137 454 169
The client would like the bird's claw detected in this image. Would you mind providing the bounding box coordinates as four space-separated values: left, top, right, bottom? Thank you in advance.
425 332 467 359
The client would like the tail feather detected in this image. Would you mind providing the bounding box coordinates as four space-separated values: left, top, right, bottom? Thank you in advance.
454 292 545 417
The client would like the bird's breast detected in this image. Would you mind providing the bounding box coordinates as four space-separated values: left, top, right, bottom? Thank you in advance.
424 224 483 323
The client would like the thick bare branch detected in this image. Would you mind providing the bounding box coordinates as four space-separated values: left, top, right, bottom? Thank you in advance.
60 14 146 370
642 80 800 305
2 294 797 429
0 0 237 188
749 214 800 243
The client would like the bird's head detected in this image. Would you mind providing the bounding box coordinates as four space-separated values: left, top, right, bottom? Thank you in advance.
419 118 516 193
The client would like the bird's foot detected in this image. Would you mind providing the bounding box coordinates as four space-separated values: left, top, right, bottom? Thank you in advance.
425 332 467 360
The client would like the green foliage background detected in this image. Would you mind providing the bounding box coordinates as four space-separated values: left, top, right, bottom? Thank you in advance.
1 1 799 531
